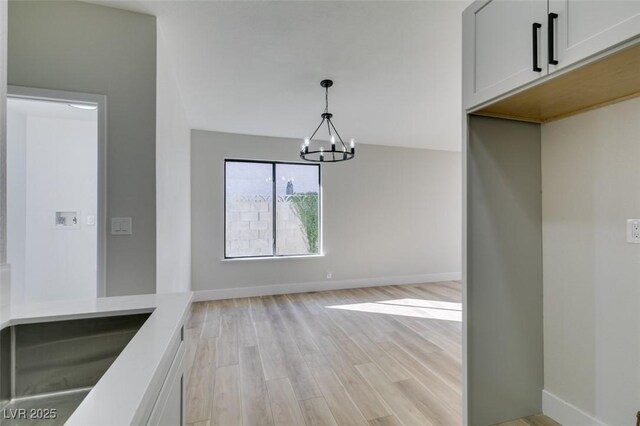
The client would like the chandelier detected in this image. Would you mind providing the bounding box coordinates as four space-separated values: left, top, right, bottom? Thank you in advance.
300 79 355 163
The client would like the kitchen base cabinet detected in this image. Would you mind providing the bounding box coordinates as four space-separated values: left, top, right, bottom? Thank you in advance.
147 338 185 425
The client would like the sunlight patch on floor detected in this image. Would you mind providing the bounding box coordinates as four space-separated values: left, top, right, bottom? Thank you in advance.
377 298 461 311
326 298 462 322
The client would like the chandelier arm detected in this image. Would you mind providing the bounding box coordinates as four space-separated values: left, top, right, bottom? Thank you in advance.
328 119 348 150
308 117 326 141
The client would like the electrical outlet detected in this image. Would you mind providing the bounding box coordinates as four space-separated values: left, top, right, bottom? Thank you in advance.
627 219 640 243
326 272 332 280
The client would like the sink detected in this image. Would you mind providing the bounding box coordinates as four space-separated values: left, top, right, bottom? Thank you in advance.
0 313 150 425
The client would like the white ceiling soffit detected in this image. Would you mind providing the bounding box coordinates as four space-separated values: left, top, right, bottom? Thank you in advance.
90 1 469 152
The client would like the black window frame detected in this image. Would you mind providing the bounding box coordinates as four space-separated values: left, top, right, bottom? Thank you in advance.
224 159 322 259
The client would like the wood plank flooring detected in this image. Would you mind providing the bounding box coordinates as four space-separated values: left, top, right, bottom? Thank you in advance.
495 415 561 426
185 282 464 426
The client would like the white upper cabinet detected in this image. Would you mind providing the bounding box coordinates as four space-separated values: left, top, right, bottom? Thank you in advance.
549 0 640 71
463 0 640 109
463 0 548 108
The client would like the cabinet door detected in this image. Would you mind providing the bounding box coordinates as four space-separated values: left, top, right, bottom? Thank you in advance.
147 344 185 426
463 0 548 109
549 0 640 72
154 373 184 426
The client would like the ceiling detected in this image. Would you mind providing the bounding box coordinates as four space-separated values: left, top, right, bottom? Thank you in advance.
93 1 469 152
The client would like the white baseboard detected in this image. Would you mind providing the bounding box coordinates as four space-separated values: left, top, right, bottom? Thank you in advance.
543 390 607 426
192 272 461 302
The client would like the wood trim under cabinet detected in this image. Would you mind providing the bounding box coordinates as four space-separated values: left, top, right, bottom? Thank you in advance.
473 41 640 123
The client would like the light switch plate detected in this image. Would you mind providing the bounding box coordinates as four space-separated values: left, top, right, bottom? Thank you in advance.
55 211 80 229
626 219 640 243
111 217 132 235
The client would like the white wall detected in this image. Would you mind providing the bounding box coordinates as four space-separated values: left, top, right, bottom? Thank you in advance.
0 0 9 307
542 97 640 426
467 116 543 426
156 26 191 293
191 130 461 298
7 109 97 303
8 1 157 296
6 109 25 304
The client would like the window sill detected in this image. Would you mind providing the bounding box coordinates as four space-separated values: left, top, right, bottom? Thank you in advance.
221 254 325 262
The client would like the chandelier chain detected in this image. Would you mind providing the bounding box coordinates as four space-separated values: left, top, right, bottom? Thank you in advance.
324 86 329 114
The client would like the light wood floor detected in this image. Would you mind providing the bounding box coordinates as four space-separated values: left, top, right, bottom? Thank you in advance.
184 281 464 426
496 415 561 426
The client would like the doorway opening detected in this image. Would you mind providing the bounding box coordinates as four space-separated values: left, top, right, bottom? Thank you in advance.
6 87 106 303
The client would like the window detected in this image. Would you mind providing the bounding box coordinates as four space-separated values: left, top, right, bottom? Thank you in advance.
224 160 321 259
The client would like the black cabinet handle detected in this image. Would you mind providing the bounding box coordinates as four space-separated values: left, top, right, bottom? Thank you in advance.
548 13 558 65
532 22 542 72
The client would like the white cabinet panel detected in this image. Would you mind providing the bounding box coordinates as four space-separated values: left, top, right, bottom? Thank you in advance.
147 343 185 426
550 0 640 71
463 0 548 109
154 372 183 426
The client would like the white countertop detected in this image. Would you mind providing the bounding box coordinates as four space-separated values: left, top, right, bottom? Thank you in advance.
3 291 192 425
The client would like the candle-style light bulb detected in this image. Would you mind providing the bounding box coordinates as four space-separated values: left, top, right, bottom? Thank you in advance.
304 138 310 147
331 135 336 151
350 138 355 148
320 146 324 161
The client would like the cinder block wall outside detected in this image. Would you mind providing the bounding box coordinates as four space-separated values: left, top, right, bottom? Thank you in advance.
225 196 307 256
